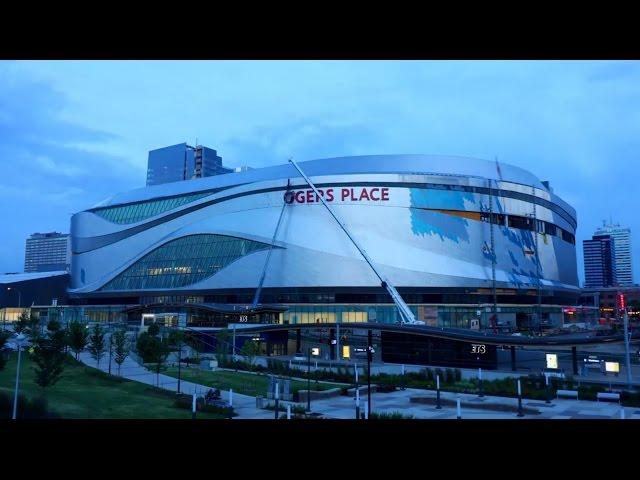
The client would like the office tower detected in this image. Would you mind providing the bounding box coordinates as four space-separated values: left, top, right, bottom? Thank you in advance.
594 223 633 286
24 232 71 273
583 234 617 288
146 143 232 186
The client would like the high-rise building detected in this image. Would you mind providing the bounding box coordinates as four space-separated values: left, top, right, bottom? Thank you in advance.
594 223 633 286
24 232 71 273
583 234 616 288
146 143 233 186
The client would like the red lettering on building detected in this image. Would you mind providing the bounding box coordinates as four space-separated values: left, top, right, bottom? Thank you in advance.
341 188 350 201
359 188 370 201
369 188 380 201
295 191 306 203
306 190 314 203
326 188 334 201
381 188 389 201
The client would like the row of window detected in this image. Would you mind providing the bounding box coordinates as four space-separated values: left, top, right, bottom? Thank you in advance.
100 234 271 291
439 209 575 244
92 191 213 224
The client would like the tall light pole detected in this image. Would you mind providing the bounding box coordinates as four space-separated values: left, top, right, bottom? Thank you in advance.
12 333 27 420
306 347 311 412
620 293 632 389
7 287 21 308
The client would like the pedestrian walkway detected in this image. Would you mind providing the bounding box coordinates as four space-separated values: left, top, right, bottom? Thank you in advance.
75 351 274 419
74 351 640 420
307 387 640 419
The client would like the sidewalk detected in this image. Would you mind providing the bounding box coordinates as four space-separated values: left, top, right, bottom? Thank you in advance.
307 387 640 419
75 351 274 419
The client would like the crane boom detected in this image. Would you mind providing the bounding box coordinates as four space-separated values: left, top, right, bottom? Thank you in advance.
288 159 422 325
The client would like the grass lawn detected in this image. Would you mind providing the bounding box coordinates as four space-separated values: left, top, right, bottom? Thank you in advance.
0 353 226 419
163 367 348 397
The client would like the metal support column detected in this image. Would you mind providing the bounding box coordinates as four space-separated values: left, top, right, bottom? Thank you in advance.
367 329 372 417
572 346 578 376
510 346 517 372
329 328 336 360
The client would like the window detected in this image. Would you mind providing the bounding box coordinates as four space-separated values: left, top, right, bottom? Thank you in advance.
92 191 213 224
508 216 534 231
100 234 272 291
544 222 557 236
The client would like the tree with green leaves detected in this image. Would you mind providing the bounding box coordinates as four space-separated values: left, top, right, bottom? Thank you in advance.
31 326 67 391
27 313 41 338
111 329 130 376
240 340 261 370
215 329 231 366
0 331 9 372
67 320 89 360
87 324 106 368
136 328 171 386
185 331 204 367
14 311 30 334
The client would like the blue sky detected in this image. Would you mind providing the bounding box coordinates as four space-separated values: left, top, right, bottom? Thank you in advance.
1 60 639 284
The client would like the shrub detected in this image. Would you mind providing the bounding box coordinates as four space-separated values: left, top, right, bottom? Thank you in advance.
369 411 414 420
0 392 58 419
455 369 462 382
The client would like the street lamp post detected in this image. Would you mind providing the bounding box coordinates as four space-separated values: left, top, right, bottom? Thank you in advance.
367 330 372 418
7 287 21 308
12 333 27 420
306 347 311 412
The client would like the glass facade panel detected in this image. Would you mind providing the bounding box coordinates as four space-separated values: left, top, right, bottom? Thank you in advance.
100 234 271 291
92 191 212 225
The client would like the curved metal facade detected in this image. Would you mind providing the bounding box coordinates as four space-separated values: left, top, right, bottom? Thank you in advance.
69 155 579 299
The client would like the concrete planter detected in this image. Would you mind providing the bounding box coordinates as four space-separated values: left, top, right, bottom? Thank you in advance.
297 388 342 403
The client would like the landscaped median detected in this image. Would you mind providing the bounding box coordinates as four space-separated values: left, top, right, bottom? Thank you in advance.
162 366 349 400
0 353 230 419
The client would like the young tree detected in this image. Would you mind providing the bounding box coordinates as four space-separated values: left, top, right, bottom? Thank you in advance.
112 329 130 376
0 331 9 372
67 320 89 360
185 331 204 367
240 340 261 370
31 331 67 391
27 313 41 338
14 311 30 334
87 324 106 368
136 329 170 386
215 329 231 366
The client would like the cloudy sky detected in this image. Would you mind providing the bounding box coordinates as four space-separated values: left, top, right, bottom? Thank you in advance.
1 60 638 284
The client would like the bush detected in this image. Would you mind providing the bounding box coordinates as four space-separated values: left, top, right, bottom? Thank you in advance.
369 411 414 420
173 394 236 417
0 392 58 419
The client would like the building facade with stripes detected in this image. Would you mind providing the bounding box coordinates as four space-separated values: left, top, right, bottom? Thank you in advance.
68 155 579 331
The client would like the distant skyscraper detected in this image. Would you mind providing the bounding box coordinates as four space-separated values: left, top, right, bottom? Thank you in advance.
24 232 71 273
146 143 232 186
583 234 617 288
595 222 633 286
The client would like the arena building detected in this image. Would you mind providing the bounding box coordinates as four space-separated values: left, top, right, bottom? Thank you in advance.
61 154 580 338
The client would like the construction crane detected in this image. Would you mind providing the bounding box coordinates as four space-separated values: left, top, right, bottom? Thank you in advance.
288 158 423 326
252 180 292 308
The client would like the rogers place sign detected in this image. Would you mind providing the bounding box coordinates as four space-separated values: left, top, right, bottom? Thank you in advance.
284 187 390 204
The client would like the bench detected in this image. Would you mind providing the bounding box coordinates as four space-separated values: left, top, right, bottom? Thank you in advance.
597 392 621 403
556 389 579 400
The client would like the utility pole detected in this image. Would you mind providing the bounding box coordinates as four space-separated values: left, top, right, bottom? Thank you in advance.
532 184 542 333
621 294 632 389
367 329 372 417
306 347 311 412
487 178 497 328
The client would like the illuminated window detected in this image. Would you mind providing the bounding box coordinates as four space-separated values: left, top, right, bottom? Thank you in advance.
100 234 272 291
